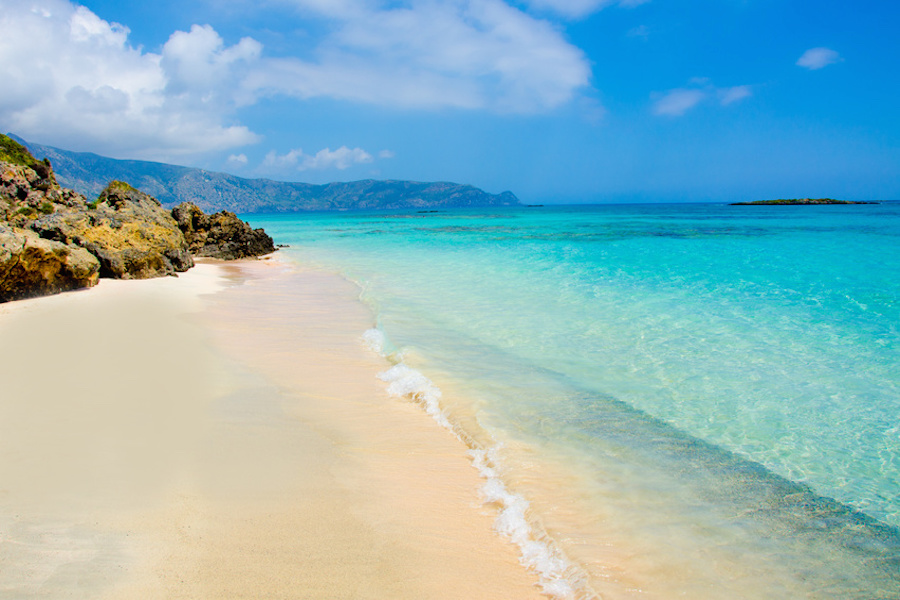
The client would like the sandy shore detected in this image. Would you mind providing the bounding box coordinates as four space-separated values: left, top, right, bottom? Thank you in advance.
0 258 543 599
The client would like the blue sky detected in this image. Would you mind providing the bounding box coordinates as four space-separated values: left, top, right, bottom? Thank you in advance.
1 0 897 203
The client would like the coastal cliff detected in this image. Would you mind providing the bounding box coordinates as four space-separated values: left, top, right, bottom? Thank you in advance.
1 134 274 302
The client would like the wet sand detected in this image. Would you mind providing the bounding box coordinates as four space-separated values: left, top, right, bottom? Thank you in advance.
0 259 543 599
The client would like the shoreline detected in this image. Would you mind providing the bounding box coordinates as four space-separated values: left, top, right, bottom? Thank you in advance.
0 256 546 599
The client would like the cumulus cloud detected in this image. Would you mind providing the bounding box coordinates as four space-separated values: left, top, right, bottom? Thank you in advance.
0 0 591 161
0 0 261 160
796 47 841 70
652 80 752 116
162 24 261 102
263 146 375 171
228 153 249 165
250 0 591 112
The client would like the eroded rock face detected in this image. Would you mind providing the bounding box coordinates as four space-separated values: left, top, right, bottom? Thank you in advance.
3 138 194 300
0 224 100 302
2 134 278 302
30 181 194 279
172 202 275 260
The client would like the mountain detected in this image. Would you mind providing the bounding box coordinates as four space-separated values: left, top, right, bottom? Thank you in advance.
10 135 520 214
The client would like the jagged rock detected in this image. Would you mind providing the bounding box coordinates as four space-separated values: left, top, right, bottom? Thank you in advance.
0 224 99 302
2 134 278 302
31 181 194 279
172 202 275 260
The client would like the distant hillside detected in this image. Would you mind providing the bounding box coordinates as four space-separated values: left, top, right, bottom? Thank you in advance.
11 135 519 214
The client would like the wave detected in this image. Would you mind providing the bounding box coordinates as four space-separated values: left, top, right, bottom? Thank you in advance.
363 327 596 599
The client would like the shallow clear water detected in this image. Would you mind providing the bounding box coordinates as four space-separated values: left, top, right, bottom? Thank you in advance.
249 203 900 598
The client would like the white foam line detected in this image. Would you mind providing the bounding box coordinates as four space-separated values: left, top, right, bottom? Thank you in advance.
363 327 592 599
470 446 579 599
377 363 453 430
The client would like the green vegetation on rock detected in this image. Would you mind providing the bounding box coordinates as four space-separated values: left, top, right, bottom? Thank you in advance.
2 145 277 301
106 180 140 194
0 133 40 167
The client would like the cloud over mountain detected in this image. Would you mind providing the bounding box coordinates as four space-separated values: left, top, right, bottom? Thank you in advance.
0 0 591 162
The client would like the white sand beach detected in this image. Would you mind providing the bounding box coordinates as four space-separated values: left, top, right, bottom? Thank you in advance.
0 258 543 599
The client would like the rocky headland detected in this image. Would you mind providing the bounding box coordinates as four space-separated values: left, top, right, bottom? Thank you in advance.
172 202 276 260
1 134 274 303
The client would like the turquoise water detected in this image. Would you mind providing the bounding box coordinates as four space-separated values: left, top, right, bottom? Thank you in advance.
249 203 900 598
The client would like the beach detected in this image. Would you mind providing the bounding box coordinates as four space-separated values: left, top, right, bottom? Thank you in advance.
0 258 544 599
3 203 900 600
248 204 900 599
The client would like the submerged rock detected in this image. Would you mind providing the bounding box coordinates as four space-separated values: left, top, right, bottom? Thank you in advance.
172 201 275 260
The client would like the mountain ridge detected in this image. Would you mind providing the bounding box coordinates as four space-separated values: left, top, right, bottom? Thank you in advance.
10 134 520 214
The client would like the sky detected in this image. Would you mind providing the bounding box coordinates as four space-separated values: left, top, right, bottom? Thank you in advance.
1 0 898 203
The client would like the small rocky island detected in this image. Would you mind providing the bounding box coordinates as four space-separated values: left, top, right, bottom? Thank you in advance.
1 134 275 303
731 198 879 205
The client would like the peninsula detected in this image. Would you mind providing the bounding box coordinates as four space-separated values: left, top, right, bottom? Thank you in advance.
731 198 879 205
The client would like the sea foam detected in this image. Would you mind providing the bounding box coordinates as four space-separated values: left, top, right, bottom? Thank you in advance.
364 327 590 599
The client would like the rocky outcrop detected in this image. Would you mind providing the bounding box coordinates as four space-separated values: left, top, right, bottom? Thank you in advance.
0 224 99 302
2 135 190 299
172 202 275 260
32 181 194 279
2 133 277 303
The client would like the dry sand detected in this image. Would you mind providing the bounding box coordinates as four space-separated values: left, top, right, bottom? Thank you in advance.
0 258 544 599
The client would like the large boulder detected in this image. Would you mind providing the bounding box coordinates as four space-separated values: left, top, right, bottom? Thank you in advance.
0 224 99 302
31 181 194 279
172 202 275 260
2 134 277 303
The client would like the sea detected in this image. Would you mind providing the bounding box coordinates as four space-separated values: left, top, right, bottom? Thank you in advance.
247 202 900 599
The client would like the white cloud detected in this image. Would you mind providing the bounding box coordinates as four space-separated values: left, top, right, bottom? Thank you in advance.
719 85 752 105
652 80 753 116
0 0 260 160
652 89 707 116
0 0 592 162
796 47 841 70
263 146 375 171
378 149 396 159
522 0 648 19
285 0 369 19
250 0 591 112
303 146 373 170
228 153 249 165
162 24 261 102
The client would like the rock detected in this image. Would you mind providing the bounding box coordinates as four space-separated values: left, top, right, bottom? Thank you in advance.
2 134 276 302
31 181 194 279
172 202 275 260
0 224 100 302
